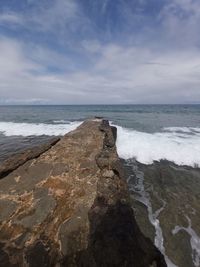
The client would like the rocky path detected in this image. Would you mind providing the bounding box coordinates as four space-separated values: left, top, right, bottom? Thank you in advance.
0 119 166 267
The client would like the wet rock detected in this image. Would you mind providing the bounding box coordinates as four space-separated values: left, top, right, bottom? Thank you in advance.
125 159 200 267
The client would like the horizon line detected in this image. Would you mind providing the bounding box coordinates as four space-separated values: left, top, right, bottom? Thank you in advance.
0 103 200 106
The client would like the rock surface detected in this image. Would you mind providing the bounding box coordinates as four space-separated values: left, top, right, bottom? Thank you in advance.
0 137 60 179
0 119 166 267
124 159 200 267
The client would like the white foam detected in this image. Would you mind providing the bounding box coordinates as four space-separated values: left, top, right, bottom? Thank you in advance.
0 121 82 136
1 121 200 167
172 216 200 267
115 125 200 167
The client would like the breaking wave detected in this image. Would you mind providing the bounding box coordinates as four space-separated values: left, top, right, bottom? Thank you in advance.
1 121 200 167
0 121 82 136
115 126 200 167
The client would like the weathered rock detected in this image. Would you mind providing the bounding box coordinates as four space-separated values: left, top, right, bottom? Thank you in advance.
0 137 60 179
0 119 166 267
102 170 115 178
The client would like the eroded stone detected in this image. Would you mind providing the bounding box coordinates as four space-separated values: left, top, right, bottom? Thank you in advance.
0 119 166 267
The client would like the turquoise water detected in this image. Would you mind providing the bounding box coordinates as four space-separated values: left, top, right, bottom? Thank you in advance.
0 105 200 165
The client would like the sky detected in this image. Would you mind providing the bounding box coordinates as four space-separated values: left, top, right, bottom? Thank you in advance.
0 0 200 104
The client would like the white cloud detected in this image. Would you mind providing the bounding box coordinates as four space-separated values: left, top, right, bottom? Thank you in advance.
0 12 23 25
1 1 200 104
0 36 200 104
158 0 200 47
0 0 88 41
0 37 40 77
29 0 81 32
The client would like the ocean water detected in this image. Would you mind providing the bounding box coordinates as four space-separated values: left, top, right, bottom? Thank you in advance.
0 104 200 166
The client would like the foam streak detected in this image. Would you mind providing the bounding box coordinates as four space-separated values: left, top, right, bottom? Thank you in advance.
0 121 82 136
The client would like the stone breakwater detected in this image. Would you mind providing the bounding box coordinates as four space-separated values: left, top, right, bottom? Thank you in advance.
0 119 166 267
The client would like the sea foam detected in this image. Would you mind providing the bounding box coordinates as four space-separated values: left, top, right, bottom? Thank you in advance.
115 125 200 167
0 121 82 136
0 121 200 167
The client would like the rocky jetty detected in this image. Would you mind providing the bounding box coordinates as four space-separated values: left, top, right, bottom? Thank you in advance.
0 119 166 267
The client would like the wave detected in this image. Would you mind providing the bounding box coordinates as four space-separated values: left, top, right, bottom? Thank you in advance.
0 121 82 136
1 121 200 167
164 127 200 134
115 125 200 167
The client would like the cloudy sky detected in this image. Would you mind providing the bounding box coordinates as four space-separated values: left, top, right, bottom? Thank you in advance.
0 0 200 104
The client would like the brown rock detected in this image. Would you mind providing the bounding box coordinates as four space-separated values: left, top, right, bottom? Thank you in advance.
0 119 166 267
102 170 115 178
0 137 60 179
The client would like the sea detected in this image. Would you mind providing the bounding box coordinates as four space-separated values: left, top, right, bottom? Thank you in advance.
0 104 200 267
0 104 200 166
